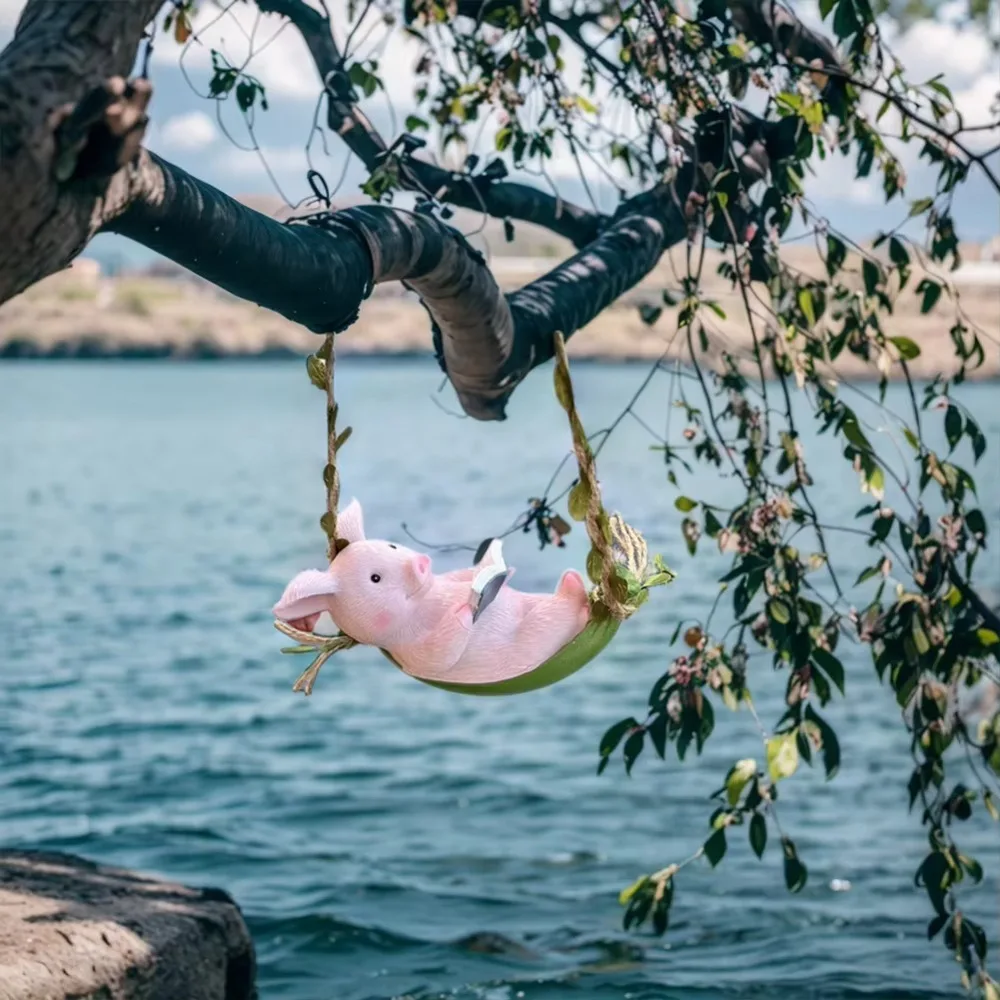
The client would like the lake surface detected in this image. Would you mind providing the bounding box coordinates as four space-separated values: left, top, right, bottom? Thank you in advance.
1 360 997 1000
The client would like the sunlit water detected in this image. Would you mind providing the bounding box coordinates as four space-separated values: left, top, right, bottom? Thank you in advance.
1 360 997 1000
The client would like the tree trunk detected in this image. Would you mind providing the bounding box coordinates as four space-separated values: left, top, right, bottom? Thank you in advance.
0 0 161 303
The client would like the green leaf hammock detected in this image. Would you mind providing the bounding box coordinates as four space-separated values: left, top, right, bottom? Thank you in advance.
276 332 675 696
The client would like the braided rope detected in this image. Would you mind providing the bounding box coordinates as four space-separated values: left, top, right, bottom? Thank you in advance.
552 332 671 621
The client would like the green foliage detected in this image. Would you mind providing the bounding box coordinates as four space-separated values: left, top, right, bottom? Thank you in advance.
206 50 268 113
189 0 997 991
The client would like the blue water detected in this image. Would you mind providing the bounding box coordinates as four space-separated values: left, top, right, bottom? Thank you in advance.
1 360 997 1000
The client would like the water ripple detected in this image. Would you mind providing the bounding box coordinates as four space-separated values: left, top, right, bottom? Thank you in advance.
2 362 998 1000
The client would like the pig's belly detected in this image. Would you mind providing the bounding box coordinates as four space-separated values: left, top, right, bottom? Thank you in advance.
445 590 587 684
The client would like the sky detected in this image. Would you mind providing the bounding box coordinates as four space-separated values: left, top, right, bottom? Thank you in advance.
1 0 997 269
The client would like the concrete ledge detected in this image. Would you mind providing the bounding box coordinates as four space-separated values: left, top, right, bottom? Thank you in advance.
0 850 256 1000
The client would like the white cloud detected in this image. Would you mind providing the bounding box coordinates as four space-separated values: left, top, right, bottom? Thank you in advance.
212 143 312 178
158 110 218 150
0 0 25 30
154 1 322 99
888 18 992 88
806 151 880 205
954 74 1000 149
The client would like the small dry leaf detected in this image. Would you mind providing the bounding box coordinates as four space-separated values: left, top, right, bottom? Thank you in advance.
174 11 192 43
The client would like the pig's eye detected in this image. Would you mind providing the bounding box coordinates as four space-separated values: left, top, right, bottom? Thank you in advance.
388 544 397 550
370 573 381 584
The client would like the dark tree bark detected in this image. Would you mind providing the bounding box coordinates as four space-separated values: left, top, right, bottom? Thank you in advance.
104 151 686 419
0 0 162 303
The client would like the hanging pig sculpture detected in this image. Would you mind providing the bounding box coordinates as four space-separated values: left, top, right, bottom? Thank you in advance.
273 500 591 685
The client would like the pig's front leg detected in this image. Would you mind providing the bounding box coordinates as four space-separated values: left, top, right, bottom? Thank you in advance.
392 598 476 679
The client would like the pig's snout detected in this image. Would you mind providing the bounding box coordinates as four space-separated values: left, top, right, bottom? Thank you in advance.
406 553 432 595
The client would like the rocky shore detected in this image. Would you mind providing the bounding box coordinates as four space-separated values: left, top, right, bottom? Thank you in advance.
0 850 255 1000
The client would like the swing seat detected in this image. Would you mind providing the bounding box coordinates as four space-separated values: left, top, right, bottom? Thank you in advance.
380 612 621 696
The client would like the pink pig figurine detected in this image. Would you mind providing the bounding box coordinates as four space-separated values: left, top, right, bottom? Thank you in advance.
273 499 591 685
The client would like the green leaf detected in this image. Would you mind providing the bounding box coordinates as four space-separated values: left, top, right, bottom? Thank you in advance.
868 465 885 500
782 837 808 892
841 415 870 451
675 496 698 512
705 300 727 320
811 648 845 695
767 732 800 782
967 508 987 538
639 303 662 326
917 278 942 314
798 288 816 327
495 126 513 151
805 705 841 779
618 875 649 906
405 114 428 132
725 758 758 806
624 729 645 774
703 508 723 538
599 717 638 762
966 418 986 461
977 628 1000 647
749 813 767 858
984 790 999 821
333 426 352 452
648 713 668 758
575 94 598 114
281 644 320 654
819 0 836 17
704 827 727 867
862 258 881 296
944 405 962 450
908 196 934 217
568 480 591 521
832 0 859 37
888 236 910 269
767 598 791 625
306 354 327 390
959 854 983 883
890 336 921 360
825 234 847 276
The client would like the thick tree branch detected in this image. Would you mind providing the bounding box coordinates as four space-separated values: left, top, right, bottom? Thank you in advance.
103 152 688 420
254 0 604 248
0 0 162 302
726 0 843 77
102 150 374 334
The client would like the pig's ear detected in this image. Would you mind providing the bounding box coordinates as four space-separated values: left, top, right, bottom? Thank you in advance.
336 498 366 543
273 569 338 622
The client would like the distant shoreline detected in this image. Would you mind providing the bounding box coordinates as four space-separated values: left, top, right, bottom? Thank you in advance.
3 247 997 380
3 348 997 382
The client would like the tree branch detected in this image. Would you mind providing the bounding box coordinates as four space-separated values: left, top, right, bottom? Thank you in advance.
726 0 843 77
0 0 163 303
103 152 689 420
949 566 1000 639
254 0 605 248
